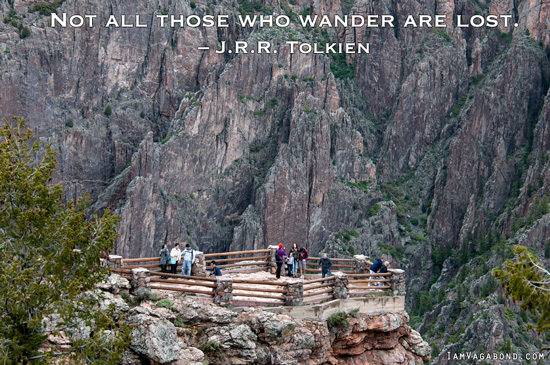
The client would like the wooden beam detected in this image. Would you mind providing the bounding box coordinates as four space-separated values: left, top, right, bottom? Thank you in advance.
203 249 270 258
304 276 336 284
149 277 217 288
150 285 214 296
231 278 288 286
231 285 287 294
205 255 269 264
232 292 286 300
303 289 333 297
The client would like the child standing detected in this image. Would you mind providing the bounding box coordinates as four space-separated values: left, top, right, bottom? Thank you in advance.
287 252 295 277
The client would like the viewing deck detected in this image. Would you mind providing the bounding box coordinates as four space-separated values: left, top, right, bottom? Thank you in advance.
107 246 406 317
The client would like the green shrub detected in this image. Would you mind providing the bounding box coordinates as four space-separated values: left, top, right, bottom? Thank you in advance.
20 26 31 39
190 1 196 8
161 134 172 144
202 340 221 353
330 52 355 79
30 0 65 15
267 97 278 107
174 317 185 327
156 299 173 308
327 311 349 330
410 217 419 226
66 118 73 128
249 144 262 153
140 111 145 118
367 203 381 218
104 104 112 116
451 94 467 117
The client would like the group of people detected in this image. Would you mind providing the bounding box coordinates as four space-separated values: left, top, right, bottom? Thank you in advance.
275 244 333 283
158 243 222 277
275 243 310 279
369 257 390 286
157 242 388 282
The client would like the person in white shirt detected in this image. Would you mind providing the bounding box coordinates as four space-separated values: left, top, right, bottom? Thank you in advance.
181 243 196 276
169 243 182 274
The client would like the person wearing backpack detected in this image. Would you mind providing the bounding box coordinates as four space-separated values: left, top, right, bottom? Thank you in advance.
275 244 286 279
169 243 182 274
181 243 196 276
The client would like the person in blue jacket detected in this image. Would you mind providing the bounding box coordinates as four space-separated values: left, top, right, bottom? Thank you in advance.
210 261 222 276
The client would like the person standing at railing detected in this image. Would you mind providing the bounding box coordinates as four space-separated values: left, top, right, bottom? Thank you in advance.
287 252 295 277
298 247 308 279
159 244 170 278
275 244 286 279
318 253 332 284
170 243 182 274
181 243 196 276
290 244 299 278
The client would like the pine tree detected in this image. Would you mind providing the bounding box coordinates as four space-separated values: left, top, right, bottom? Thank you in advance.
494 246 550 337
0 118 129 363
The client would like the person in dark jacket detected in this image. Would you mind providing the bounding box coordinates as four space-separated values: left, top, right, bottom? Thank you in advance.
275 244 286 279
369 258 383 286
370 258 383 273
298 247 309 279
318 253 332 284
377 261 389 287
159 244 170 278
209 261 222 276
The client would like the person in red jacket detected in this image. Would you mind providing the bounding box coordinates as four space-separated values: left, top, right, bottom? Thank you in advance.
298 247 309 279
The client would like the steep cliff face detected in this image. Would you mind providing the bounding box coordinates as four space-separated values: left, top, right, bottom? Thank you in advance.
2 0 550 359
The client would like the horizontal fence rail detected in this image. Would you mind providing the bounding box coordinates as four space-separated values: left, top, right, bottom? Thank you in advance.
109 249 400 307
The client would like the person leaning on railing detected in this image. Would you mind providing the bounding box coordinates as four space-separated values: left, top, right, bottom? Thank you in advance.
378 261 389 286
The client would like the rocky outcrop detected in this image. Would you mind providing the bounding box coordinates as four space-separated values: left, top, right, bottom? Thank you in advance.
92 275 430 364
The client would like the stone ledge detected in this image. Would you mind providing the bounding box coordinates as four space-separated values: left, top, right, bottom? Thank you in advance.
262 296 405 321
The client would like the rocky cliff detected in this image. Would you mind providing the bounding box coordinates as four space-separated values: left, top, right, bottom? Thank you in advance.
86 274 430 365
2 0 550 361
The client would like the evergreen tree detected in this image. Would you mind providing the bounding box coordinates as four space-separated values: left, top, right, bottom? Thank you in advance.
0 118 129 363
494 246 550 337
